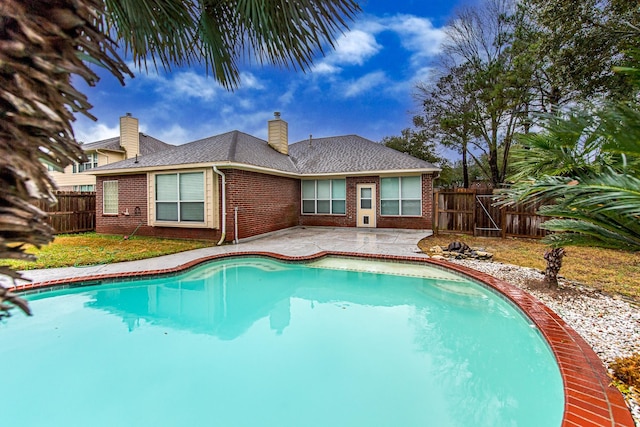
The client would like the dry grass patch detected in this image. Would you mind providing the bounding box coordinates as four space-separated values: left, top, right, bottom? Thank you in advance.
0 233 212 270
419 234 640 300
611 353 640 391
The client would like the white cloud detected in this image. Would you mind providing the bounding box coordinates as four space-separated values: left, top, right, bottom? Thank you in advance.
332 30 383 65
311 62 341 74
73 121 119 144
342 71 387 98
409 66 440 86
240 72 265 90
154 124 191 145
313 29 383 74
169 71 219 101
278 82 300 105
386 15 446 65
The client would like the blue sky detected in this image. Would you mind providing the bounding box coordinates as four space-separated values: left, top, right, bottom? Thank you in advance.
73 0 468 146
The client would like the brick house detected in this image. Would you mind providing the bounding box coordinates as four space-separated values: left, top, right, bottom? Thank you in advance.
91 113 440 242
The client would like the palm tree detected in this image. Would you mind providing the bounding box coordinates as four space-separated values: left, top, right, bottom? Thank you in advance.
500 101 640 252
499 103 640 286
0 0 360 318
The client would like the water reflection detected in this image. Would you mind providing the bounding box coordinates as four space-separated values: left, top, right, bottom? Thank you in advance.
83 257 562 426
87 258 490 340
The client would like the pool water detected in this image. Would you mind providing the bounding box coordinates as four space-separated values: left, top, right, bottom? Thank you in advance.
1 257 563 426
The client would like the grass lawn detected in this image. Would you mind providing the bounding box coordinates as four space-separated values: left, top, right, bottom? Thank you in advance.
419 234 640 300
0 233 212 270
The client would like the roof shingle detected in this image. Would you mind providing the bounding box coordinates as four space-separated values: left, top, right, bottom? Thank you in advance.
92 131 439 175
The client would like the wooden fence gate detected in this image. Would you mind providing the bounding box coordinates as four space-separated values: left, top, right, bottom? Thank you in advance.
33 191 96 234
433 189 549 238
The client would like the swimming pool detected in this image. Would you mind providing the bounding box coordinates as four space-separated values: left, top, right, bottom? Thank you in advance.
1 256 565 426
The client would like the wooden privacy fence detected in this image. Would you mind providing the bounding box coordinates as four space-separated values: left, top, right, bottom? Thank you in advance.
433 189 549 238
33 191 96 234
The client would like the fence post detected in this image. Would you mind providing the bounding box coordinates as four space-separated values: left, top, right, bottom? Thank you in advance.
472 190 477 236
501 207 507 239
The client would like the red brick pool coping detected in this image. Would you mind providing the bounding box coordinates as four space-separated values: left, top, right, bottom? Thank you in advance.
13 251 635 427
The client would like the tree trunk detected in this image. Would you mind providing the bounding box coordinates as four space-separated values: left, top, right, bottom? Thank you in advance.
543 247 565 288
462 145 469 188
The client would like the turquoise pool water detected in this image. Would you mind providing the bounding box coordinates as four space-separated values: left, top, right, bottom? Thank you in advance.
1 257 563 426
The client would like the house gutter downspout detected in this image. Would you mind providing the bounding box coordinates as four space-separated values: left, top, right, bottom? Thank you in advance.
213 166 226 246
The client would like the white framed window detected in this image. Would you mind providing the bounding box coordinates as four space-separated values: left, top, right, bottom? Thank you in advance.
302 179 346 215
155 172 205 222
381 176 422 216
74 153 98 173
103 181 118 215
73 185 95 192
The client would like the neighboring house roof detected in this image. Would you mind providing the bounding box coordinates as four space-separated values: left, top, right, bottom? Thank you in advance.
81 136 122 152
92 130 440 175
80 133 173 155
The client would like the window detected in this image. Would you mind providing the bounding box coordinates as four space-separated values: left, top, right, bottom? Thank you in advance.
302 179 346 214
155 172 205 222
73 185 95 192
74 153 98 173
381 176 422 216
103 181 118 215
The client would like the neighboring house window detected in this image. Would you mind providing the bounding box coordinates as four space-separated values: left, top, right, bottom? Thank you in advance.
74 153 98 173
155 172 205 222
103 181 118 215
302 179 346 214
381 176 422 216
73 185 95 192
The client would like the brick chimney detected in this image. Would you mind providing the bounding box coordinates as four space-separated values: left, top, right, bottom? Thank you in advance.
120 113 139 159
268 112 288 155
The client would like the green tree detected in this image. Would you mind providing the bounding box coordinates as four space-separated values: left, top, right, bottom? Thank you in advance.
416 65 477 188
515 0 640 110
500 99 640 252
381 122 443 164
0 0 360 318
417 0 532 187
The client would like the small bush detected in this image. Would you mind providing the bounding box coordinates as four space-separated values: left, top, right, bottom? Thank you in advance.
611 353 640 389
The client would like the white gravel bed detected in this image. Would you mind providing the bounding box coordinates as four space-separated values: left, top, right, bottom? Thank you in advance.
448 258 640 426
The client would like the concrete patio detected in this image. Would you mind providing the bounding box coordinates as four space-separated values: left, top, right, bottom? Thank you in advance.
18 227 432 284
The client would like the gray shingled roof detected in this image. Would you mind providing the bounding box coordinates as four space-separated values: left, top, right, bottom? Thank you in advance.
81 133 173 155
94 131 299 173
289 135 438 174
81 136 122 152
93 131 439 175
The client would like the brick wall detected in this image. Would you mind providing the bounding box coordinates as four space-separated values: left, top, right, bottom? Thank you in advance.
300 174 434 229
376 174 434 229
96 174 222 240
225 169 300 240
96 170 435 241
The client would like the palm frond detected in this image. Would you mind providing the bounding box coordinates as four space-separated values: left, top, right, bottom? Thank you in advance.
541 218 640 251
1 0 131 318
508 112 609 182
104 0 361 89
542 229 638 250
598 103 640 163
